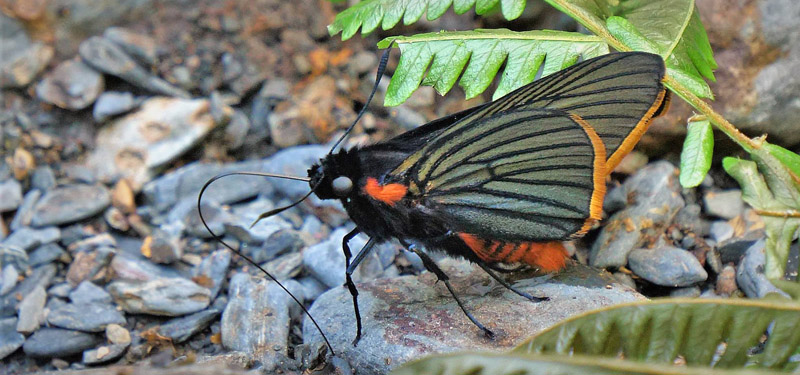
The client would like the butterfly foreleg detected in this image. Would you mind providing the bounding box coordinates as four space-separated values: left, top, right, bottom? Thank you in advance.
473 260 548 302
400 240 495 339
341 228 363 346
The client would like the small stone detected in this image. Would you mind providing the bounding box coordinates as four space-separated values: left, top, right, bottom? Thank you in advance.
109 252 182 282
66 246 116 286
88 97 229 190
36 58 104 110
0 265 19 295
736 240 786 298
224 109 250 149
28 242 68 267
69 281 112 304
193 250 230 299
673 204 708 235
221 274 291 356
709 221 735 243
66 233 116 253
108 278 211 316
16 285 46 334
105 323 130 345
48 283 72 298
297 276 328 302
602 184 626 214
303 228 384 289
716 265 738 296
48 302 126 332
103 27 157 66
3 226 61 251
82 343 127 365
612 150 649 175
0 317 24 359
30 167 56 191
0 179 22 212
628 246 708 287
23 328 102 358
104 207 130 231
30 185 111 227
248 229 306 264
63 164 97 184
225 199 292 244
703 190 744 219
9 190 41 230
669 286 701 298
12 148 35 181
0 264 55 317
79 36 189 98
158 297 226 343
141 230 182 264
0 14 53 88
591 162 685 268
0 245 28 274
93 91 137 122
261 251 304 281
111 179 136 214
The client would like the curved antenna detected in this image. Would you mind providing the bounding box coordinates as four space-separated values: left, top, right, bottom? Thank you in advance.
197 171 335 355
328 48 392 155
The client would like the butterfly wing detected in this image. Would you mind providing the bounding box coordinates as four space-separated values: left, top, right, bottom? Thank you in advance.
406 107 606 241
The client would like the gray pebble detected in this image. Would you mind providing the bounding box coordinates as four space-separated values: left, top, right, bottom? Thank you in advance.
0 179 22 212
669 286 701 298
0 265 18 295
66 246 116 286
703 190 744 219
30 166 56 191
221 273 291 356
226 199 292 244
673 204 708 235
105 323 130 345
628 246 708 287
103 27 158 66
2 226 61 251
108 278 211 316
736 240 786 298
0 264 56 317
48 302 126 332
0 317 24 360
82 343 128 365
297 276 328 302
66 233 116 253
249 229 306 264
143 229 182 264
93 91 137 122
602 184 626 214
9 190 41 231
35 58 104 110
0 245 28 273
193 250 231 299
158 297 226 343
109 252 182 282
48 282 73 298
28 243 67 267
62 164 96 184
0 13 53 88
23 328 102 358
709 221 734 243
31 185 111 227
591 162 685 268
69 281 112 305
16 285 47 334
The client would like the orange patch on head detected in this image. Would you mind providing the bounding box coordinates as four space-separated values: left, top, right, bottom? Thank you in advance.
363 177 408 206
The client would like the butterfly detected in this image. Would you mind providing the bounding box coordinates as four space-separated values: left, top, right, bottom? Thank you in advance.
306 51 670 344
199 51 670 352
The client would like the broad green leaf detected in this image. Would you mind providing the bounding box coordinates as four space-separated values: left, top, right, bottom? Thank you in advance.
328 0 527 40
514 298 800 371
544 0 717 98
764 143 800 183
752 148 800 209
723 157 800 280
378 29 608 105
392 353 783 375
680 118 714 188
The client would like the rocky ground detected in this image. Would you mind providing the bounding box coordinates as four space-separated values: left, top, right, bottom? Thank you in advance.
1 0 800 375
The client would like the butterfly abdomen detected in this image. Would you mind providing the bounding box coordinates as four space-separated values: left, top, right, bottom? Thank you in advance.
458 233 568 272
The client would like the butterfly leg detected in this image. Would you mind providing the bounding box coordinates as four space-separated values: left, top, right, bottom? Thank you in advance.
341 228 363 346
473 261 548 302
401 241 495 339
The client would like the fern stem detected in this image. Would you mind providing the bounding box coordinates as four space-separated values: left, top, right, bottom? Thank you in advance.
663 75 760 152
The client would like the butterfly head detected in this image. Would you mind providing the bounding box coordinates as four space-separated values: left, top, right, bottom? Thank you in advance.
308 150 358 200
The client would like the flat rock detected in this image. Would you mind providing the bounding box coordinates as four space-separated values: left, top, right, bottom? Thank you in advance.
0 14 53 88
16 285 46 334
265 145 329 198
23 328 102 358
105 323 131 345
88 97 229 190
9 190 41 230
159 296 226 343
591 161 684 268
3 226 61 251
69 281 113 304
0 244 28 274
48 302 126 332
109 252 182 282
103 27 157 66
193 250 231 298
0 264 18 295
0 264 56 317
226 199 292 244
93 91 137 122
304 261 643 375
0 317 24 360
30 185 110 227
28 242 68 267
302 228 384 289
82 343 128 365
66 246 116 286
36 58 104 110
628 247 708 287
141 230 182 264
222 273 292 358
31 166 56 191
108 278 211 316
0 179 22 212
703 190 744 219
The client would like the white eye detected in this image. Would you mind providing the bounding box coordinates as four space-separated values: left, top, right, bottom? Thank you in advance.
332 176 353 197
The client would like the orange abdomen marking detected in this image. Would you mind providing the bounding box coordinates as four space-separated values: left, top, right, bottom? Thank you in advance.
363 177 408 206
458 233 568 273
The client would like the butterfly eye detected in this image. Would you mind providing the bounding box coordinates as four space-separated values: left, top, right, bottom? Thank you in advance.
332 176 353 197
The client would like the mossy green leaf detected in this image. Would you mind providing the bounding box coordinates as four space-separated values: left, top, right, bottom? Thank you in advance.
680 118 714 188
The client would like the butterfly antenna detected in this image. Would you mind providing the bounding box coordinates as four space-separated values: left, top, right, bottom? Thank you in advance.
197 171 335 356
329 48 391 155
